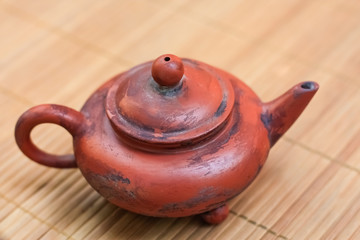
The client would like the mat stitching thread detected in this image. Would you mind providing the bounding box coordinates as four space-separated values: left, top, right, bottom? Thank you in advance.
283 136 360 174
230 210 289 239
0 193 69 238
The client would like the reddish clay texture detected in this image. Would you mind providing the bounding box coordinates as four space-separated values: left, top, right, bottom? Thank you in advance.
15 54 319 224
152 54 184 87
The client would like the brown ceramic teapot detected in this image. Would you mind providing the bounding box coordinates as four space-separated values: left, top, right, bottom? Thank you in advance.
15 54 318 224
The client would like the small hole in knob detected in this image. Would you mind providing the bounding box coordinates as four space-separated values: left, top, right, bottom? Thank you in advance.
152 54 184 87
301 82 314 90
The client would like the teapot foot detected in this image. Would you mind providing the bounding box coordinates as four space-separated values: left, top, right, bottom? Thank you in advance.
200 204 229 224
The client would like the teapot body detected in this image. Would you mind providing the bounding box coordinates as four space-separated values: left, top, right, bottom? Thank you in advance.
15 55 318 224
75 66 269 218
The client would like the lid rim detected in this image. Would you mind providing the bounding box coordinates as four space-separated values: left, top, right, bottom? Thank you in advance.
105 57 235 146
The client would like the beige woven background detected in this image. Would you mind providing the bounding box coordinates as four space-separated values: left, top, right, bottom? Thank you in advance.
1 0 360 239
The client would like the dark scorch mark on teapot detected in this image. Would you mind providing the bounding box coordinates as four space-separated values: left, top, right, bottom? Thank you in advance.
151 77 186 97
158 187 235 215
88 170 131 185
260 112 272 130
107 173 130 184
215 95 227 117
85 171 137 206
188 98 241 165
159 187 219 214
260 111 282 146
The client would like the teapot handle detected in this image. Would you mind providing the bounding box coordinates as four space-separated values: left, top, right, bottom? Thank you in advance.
15 104 86 168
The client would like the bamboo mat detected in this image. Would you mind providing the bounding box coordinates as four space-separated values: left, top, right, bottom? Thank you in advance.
1 0 360 239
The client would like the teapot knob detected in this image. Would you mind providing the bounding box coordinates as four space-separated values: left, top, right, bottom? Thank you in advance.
151 54 184 87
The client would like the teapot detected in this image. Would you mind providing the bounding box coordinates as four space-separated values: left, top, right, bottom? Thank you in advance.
15 54 318 224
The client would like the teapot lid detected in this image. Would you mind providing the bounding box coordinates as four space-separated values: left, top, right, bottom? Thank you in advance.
106 54 235 148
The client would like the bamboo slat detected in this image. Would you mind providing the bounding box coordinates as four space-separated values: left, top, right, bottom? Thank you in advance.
1 0 359 239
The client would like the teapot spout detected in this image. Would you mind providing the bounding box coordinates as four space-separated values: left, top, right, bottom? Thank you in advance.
261 81 319 147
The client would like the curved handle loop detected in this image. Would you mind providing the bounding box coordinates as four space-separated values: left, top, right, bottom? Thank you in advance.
15 104 86 168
